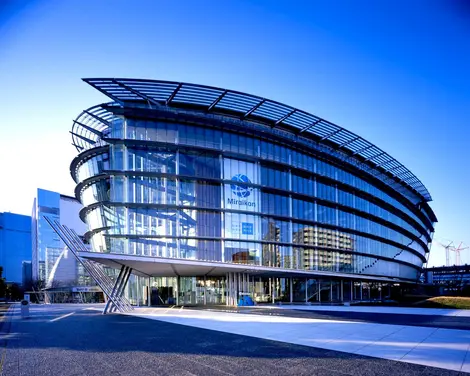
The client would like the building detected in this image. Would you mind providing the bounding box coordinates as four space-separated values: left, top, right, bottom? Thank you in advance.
424 265 470 294
22 261 32 288
69 78 437 305
31 189 88 287
0 212 32 284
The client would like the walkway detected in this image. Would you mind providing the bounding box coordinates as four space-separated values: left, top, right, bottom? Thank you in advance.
1 303 466 375
127 306 470 373
198 304 470 330
263 304 470 316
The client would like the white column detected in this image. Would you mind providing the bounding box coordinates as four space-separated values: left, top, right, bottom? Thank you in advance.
230 273 234 306
236 273 240 304
271 278 275 304
203 275 207 305
226 274 229 306
176 276 180 306
147 277 151 307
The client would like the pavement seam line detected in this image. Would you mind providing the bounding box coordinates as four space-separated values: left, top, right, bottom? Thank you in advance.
352 324 407 356
398 327 439 360
459 343 470 372
50 311 75 322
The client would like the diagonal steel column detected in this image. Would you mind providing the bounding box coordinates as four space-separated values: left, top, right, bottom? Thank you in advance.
43 216 133 313
111 267 132 312
110 266 130 313
103 265 125 314
68 227 133 309
55 222 128 311
66 227 133 311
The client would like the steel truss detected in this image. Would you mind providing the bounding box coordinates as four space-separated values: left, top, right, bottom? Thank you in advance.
44 216 134 314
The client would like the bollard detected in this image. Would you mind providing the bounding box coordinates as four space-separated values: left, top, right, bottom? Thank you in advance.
20 300 30 319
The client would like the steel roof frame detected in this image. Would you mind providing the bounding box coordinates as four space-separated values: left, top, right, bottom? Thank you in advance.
73 78 431 201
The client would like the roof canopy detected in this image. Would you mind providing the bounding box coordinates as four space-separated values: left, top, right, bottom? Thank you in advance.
75 78 431 202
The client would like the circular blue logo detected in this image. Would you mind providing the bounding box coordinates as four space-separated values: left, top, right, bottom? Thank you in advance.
230 174 252 198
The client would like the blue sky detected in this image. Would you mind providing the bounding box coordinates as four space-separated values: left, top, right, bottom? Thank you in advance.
1 0 469 266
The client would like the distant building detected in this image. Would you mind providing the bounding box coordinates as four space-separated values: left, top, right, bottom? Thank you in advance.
31 188 87 287
0 212 32 284
22 261 32 288
292 227 354 272
424 265 470 294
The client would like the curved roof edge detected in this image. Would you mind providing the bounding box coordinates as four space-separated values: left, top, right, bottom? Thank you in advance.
77 77 432 202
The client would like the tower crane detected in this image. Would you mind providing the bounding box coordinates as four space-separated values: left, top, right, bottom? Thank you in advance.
452 242 469 266
434 240 454 266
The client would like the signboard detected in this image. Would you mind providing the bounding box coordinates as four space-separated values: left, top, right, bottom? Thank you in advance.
223 159 259 212
72 286 102 293
223 159 260 241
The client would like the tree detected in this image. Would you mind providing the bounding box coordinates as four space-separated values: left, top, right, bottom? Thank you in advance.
0 267 7 298
7 283 23 301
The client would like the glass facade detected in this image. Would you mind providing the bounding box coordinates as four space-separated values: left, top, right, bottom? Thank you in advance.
33 189 61 282
0 212 32 284
32 189 91 287
73 114 435 284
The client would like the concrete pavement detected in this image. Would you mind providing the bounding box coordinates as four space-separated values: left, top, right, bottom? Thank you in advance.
198 305 470 330
263 304 470 316
1 303 465 375
128 306 470 373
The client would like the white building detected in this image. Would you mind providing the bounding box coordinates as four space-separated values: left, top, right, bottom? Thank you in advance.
32 189 87 287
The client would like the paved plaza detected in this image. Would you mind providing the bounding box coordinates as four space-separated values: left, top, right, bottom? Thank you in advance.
202 304 470 331
0 303 468 375
128 305 470 373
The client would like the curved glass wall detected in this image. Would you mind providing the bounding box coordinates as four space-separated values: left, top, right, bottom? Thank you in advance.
74 116 436 282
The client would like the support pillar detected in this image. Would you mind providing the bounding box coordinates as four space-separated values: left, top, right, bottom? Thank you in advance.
176 276 180 306
111 266 132 313
233 273 236 305
227 273 231 306
269 277 272 301
147 277 151 307
225 274 229 306
116 267 132 312
305 278 308 303
341 280 343 302
289 277 293 303
235 273 238 305
203 275 207 305
103 265 125 314
360 282 363 301
271 278 275 304
318 280 321 303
